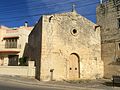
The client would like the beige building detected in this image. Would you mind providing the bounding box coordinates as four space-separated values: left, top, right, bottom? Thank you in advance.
97 0 120 78
0 23 33 66
27 10 103 81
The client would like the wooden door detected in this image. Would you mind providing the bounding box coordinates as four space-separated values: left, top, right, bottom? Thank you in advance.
8 55 18 66
69 54 79 79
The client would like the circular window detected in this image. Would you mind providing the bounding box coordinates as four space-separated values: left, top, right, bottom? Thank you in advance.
73 29 77 34
71 29 78 36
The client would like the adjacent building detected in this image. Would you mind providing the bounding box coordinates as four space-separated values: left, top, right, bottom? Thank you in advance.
0 23 33 66
97 0 120 78
27 10 103 81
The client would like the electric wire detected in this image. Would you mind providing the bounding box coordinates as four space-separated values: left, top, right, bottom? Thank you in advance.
0 1 99 21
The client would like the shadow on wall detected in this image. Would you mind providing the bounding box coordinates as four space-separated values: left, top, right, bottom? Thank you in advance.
23 17 43 80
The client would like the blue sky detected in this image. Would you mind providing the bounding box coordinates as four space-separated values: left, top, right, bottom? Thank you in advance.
0 0 100 27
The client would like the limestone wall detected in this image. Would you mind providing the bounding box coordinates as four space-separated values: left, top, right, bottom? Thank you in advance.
40 12 103 81
28 12 103 81
0 61 35 77
97 1 120 78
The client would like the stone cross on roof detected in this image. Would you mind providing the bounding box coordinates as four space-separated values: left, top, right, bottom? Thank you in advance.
72 4 76 12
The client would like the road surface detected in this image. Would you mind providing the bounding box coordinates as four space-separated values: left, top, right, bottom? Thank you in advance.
0 79 81 90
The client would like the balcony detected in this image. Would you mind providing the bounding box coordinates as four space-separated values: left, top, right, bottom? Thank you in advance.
0 44 20 54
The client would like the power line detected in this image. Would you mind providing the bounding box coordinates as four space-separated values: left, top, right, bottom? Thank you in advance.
0 0 99 15
0 0 46 9
0 0 91 11
0 1 99 21
0 0 93 9
0 0 82 14
0 10 96 23
0 12 96 24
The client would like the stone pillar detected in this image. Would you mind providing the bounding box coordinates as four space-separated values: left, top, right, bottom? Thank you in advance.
28 61 35 77
28 61 34 67
3 57 9 66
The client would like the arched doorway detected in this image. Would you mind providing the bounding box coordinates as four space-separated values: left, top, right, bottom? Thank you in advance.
69 53 80 79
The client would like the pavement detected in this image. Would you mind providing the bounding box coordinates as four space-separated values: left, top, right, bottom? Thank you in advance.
0 75 120 90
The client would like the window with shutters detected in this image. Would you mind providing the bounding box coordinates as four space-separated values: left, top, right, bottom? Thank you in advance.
5 38 18 48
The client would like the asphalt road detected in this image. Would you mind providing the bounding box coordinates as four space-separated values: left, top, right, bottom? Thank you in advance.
0 79 68 90
0 80 82 90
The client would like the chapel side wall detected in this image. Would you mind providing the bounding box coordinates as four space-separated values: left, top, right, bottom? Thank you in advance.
28 17 42 80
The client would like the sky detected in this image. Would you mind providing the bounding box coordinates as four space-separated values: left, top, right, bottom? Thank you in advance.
0 0 100 27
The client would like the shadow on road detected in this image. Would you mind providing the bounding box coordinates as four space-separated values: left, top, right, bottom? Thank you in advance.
102 81 120 87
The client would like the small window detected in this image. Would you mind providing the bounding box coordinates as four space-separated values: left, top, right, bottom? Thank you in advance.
73 29 77 34
117 18 120 28
5 38 18 48
117 6 120 11
118 43 120 50
70 68 72 70
49 16 53 22
71 29 78 36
